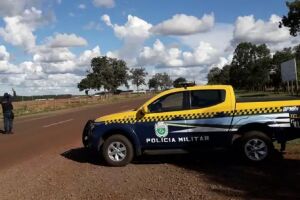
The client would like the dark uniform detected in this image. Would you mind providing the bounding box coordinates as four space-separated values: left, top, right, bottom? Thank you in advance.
1 93 14 134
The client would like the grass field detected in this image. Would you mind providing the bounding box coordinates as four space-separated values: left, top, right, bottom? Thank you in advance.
0 93 152 117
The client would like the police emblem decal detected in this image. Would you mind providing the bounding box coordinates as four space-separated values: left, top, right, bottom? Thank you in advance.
155 122 168 138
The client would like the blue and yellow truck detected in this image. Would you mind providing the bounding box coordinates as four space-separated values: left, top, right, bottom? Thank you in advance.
83 85 300 166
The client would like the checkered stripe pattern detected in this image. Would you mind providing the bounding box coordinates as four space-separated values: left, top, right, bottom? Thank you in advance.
234 107 283 116
104 106 283 124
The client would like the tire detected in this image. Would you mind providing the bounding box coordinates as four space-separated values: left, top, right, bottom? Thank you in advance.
102 134 134 167
239 131 273 163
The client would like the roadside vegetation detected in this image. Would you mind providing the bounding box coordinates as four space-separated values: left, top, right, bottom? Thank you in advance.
0 93 151 118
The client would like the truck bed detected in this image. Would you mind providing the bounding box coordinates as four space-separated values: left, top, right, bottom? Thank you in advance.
237 96 300 103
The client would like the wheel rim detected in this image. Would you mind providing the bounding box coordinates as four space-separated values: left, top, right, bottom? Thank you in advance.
244 138 268 161
107 142 127 162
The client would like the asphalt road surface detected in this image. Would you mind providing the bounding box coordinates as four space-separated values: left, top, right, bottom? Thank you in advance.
0 97 300 200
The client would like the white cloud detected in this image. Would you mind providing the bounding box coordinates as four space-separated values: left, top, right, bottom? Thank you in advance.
177 23 234 52
0 45 10 61
138 39 220 68
46 33 88 48
93 0 115 8
101 14 112 27
151 13 214 35
20 61 46 80
0 46 22 74
77 46 101 66
0 7 53 52
32 44 100 74
33 47 75 63
106 15 152 41
19 73 84 92
78 4 86 9
102 14 152 62
232 14 292 45
0 0 39 16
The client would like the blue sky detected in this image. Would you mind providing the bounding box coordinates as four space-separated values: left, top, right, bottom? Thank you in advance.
0 0 298 95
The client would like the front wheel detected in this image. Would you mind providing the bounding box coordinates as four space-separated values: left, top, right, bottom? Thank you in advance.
102 134 134 167
240 131 273 163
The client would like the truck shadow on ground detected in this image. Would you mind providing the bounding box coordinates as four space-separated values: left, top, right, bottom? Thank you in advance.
62 148 300 199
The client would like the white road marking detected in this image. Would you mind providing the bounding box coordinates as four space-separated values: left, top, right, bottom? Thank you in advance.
43 119 74 128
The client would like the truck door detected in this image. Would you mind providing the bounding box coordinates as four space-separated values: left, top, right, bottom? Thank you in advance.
184 89 234 148
135 91 190 149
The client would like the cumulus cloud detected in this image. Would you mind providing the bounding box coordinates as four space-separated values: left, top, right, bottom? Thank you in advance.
0 46 22 74
232 14 293 45
138 39 220 68
102 14 152 62
101 14 112 27
93 0 115 8
77 46 101 66
18 73 84 93
32 44 100 74
151 13 214 35
0 45 101 95
46 33 88 48
0 7 53 52
0 0 39 16
0 45 10 61
103 15 152 41
33 47 76 63
20 61 46 80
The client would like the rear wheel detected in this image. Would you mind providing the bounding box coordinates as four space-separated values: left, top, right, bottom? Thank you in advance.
240 131 273 163
102 134 134 167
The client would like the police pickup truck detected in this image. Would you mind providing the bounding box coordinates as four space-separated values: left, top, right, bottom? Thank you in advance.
83 84 300 166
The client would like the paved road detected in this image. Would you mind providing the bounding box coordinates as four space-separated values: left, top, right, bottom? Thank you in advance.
0 98 146 170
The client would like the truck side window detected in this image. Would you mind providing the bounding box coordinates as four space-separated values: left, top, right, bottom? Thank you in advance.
148 92 185 113
190 90 225 109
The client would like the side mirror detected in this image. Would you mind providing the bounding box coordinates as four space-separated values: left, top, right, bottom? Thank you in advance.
140 106 149 115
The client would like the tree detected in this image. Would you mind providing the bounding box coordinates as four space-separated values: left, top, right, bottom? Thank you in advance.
78 56 129 93
173 77 187 87
148 77 159 90
207 65 231 85
280 0 300 36
154 73 172 90
218 65 231 84
160 73 173 89
130 67 147 90
78 77 92 92
207 67 222 84
229 42 271 90
148 73 173 90
272 48 295 88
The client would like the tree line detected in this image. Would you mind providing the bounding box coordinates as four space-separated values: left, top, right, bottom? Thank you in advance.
207 42 300 90
77 56 188 94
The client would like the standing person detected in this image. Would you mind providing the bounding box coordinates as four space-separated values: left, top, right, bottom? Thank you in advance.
1 93 14 134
